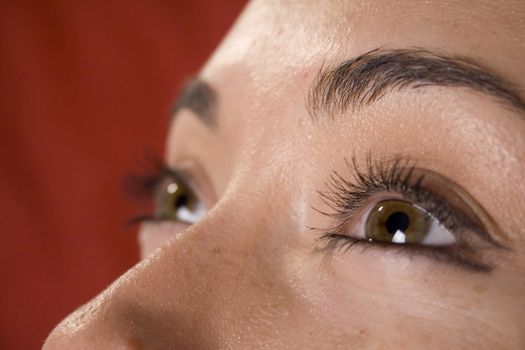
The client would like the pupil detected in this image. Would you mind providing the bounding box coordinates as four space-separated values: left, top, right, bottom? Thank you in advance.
175 195 188 209
384 211 410 235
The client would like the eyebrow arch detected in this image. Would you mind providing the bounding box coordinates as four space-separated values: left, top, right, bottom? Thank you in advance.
172 78 218 127
307 48 525 119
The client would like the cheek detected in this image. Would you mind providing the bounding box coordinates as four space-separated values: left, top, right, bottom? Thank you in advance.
293 249 519 349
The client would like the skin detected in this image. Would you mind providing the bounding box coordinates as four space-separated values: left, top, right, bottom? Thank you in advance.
44 1 525 349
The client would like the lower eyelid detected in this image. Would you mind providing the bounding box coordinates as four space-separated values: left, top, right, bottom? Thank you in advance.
319 233 493 273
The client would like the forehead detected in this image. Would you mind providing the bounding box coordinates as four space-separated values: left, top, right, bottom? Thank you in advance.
202 0 525 84
192 0 525 152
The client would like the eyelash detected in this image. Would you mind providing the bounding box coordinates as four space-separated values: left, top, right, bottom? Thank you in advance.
123 154 184 225
125 153 497 272
313 155 494 272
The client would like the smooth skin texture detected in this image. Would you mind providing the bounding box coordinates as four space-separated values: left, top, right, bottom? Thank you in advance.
45 1 525 349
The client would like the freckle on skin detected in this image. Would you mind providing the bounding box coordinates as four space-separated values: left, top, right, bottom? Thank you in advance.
439 290 450 298
212 247 222 256
473 284 487 294
461 302 473 311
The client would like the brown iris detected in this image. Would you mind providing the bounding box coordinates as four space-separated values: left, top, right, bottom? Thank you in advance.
366 199 431 244
155 180 199 221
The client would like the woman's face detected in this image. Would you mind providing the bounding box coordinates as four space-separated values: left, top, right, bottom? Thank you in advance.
45 1 525 349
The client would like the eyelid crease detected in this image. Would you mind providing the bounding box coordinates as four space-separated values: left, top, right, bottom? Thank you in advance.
413 168 510 247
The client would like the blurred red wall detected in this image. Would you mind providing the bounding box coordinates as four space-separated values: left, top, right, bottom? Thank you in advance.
0 1 246 348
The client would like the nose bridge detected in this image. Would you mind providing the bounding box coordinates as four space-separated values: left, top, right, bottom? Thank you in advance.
44 175 295 349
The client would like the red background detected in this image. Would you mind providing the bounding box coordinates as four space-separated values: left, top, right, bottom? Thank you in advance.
0 1 246 348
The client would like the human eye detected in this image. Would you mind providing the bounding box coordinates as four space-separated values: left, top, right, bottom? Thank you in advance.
353 198 455 246
124 157 207 225
151 170 206 223
315 155 505 272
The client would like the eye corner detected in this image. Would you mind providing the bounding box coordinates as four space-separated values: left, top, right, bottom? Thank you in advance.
316 232 360 254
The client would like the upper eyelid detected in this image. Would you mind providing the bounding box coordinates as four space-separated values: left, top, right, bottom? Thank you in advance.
409 169 510 249
411 187 499 247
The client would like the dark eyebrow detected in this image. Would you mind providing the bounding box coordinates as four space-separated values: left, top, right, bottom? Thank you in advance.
172 78 217 127
307 48 525 119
